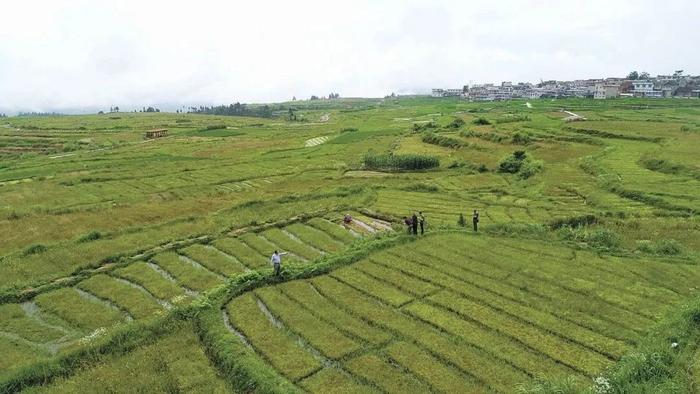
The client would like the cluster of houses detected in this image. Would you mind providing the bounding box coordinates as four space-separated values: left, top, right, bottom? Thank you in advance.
432 71 700 101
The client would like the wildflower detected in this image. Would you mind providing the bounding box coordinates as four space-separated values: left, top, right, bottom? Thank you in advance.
671 342 679 348
171 295 187 304
79 327 107 345
593 376 611 394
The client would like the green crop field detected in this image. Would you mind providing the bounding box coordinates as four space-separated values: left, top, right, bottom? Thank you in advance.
1 97 700 393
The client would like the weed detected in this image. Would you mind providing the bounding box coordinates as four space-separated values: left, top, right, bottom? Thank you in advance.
23 244 47 256
77 231 102 243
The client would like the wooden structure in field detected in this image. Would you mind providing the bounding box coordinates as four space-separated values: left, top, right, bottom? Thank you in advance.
144 129 168 139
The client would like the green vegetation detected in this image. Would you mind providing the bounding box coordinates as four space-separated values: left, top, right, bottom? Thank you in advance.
362 152 440 171
498 150 544 179
22 323 230 393
1 97 700 392
421 131 463 148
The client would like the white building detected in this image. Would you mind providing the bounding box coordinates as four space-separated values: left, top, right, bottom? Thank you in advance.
594 83 620 99
632 80 657 97
431 88 462 97
431 89 445 97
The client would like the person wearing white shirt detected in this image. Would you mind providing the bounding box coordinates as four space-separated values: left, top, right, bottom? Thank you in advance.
270 250 288 276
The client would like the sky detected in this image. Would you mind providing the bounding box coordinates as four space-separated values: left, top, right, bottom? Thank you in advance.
0 0 698 113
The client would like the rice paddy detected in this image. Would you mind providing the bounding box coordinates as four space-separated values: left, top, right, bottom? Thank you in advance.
1 97 699 392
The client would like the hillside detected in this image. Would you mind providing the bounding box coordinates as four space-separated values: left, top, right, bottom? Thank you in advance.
1 97 699 393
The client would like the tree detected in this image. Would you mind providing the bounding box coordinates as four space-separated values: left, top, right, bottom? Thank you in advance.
639 71 650 80
114 106 119 112
98 110 104 115
292 96 296 101
458 213 466 227
627 71 639 80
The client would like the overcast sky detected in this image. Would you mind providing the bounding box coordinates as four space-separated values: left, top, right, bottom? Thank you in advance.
1 0 698 113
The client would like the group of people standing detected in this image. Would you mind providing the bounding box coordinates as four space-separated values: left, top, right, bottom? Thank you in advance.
404 212 426 235
272 209 482 276
404 209 481 234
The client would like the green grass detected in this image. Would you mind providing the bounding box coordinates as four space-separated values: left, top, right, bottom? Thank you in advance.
21 322 230 393
255 286 361 359
0 304 66 343
212 237 268 269
0 337 51 382
345 353 432 393
112 262 188 303
33 288 125 332
226 292 321 381
78 274 162 319
179 243 247 276
261 228 323 260
150 252 223 292
285 223 346 253
306 218 357 243
300 368 377 393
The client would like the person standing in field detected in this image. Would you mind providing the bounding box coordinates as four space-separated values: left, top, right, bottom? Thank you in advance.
419 211 425 235
270 250 288 276
404 216 412 234
411 213 418 235
472 209 480 232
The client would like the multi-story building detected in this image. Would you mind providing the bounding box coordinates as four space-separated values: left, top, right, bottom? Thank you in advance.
431 89 444 98
431 71 698 101
631 80 661 97
594 83 620 99
431 88 462 97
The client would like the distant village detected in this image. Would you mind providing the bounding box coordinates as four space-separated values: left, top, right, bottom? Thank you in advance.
432 70 700 101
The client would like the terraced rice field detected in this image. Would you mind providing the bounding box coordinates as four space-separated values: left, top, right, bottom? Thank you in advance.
224 233 700 392
2 98 700 392
0 216 390 373
305 136 330 147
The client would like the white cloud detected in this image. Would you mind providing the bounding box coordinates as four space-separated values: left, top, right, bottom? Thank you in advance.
0 0 698 112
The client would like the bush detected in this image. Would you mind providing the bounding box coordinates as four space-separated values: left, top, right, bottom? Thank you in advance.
559 227 620 250
201 124 227 131
447 160 488 172
498 151 543 179
636 239 684 255
412 122 437 132
496 114 531 124
511 132 532 145
362 152 439 171
549 215 597 229
446 118 465 129
340 127 358 133
421 132 463 148
400 183 439 192
78 231 102 243
457 213 466 227
485 223 548 237
498 150 527 173
518 159 543 179
23 244 47 256
472 117 491 125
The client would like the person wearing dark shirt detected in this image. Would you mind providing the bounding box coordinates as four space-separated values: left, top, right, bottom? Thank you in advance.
411 213 418 235
472 210 479 232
